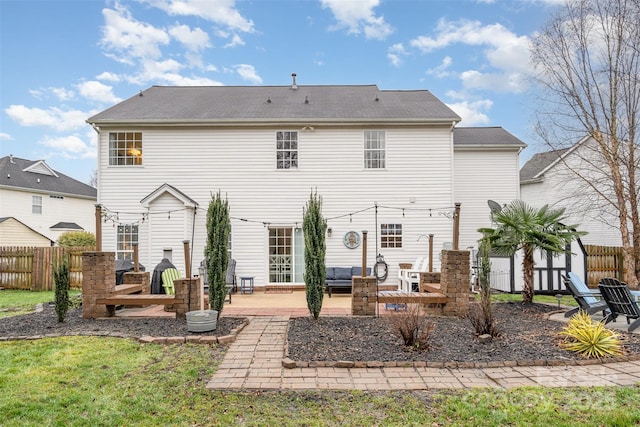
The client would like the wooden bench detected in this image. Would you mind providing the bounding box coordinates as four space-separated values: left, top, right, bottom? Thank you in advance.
112 283 147 295
377 291 450 305
96 294 182 317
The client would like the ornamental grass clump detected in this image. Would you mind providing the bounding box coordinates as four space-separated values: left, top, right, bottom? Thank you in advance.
559 311 623 359
388 303 435 350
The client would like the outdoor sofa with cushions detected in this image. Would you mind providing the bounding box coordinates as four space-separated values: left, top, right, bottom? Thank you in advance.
325 266 371 297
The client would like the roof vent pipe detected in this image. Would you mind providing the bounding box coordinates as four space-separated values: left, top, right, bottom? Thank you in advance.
291 73 297 90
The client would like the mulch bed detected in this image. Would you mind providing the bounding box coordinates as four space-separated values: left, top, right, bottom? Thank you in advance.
287 302 640 364
0 304 245 338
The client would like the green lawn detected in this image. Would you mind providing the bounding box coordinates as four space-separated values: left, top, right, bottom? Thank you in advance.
3 290 636 426
1 337 639 426
0 289 81 319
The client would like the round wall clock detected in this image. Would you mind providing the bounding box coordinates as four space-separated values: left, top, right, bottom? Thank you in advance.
343 231 361 249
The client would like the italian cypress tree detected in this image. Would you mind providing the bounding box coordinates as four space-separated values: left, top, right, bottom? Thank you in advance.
205 191 230 319
303 190 327 320
53 256 70 323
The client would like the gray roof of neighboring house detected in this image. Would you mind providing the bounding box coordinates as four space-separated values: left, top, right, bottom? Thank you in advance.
50 222 84 230
519 148 570 182
0 155 97 198
453 127 527 148
87 85 462 124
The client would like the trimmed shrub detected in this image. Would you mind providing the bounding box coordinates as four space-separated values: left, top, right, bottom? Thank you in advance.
57 231 96 247
303 190 326 320
54 257 70 322
205 191 230 319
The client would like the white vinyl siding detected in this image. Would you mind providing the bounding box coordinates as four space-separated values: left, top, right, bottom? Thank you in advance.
97 125 461 284
0 188 95 242
453 149 521 252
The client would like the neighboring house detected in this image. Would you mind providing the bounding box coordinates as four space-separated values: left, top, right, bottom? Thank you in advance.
0 155 97 244
520 136 624 246
0 217 54 246
87 80 525 288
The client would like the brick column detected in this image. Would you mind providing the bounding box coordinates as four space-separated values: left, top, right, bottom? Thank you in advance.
123 271 150 293
82 252 115 319
174 278 200 319
441 250 470 317
351 276 377 316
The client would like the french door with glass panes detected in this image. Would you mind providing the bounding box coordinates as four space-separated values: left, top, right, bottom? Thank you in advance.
268 227 304 283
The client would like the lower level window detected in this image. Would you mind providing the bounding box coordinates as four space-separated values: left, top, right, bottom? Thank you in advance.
116 224 138 260
381 223 402 248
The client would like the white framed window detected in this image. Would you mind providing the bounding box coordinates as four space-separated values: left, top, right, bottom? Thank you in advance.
269 227 293 282
109 132 142 166
381 223 402 248
276 131 298 169
32 195 42 214
116 224 138 260
364 130 385 169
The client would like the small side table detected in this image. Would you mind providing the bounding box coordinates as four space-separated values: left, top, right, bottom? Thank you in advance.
240 276 254 294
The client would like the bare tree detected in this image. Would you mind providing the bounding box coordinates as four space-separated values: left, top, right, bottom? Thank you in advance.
88 169 98 188
531 0 640 286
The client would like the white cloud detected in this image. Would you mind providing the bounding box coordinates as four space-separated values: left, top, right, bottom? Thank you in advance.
77 81 121 104
0 133 13 140
387 43 407 67
28 87 74 101
321 0 393 40
235 64 262 84
410 19 531 93
141 0 254 33
169 24 210 51
426 56 453 78
224 34 245 48
100 6 170 62
5 105 88 132
97 71 121 82
446 99 493 125
39 135 96 159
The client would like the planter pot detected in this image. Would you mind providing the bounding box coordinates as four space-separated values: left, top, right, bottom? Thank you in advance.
186 310 218 332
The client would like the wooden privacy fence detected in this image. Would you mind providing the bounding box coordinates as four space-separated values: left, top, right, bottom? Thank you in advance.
0 246 94 291
584 244 624 287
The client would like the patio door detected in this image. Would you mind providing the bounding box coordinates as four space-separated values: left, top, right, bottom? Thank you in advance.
269 227 304 283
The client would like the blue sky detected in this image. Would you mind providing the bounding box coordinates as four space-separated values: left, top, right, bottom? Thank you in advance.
0 0 563 184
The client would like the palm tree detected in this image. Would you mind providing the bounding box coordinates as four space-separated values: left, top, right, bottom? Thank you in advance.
480 200 586 304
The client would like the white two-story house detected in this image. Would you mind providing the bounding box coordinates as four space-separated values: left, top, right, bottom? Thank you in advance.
0 155 97 245
87 79 525 288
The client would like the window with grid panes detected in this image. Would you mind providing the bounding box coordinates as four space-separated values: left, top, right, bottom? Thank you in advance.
381 223 402 248
276 131 298 169
116 224 138 260
32 195 42 214
364 130 385 169
109 132 143 166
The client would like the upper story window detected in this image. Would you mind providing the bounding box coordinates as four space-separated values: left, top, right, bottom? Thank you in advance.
116 224 138 260
276 131 298 169
364 130 385 169
381 223 402 248
109 132 142 166
32 195 42 214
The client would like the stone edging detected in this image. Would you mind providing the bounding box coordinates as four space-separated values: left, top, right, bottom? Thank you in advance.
0 316 250 346
280 309 640 369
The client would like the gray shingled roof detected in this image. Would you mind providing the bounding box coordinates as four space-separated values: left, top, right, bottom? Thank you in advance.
50 222 84 230
87 85 461 124
453 127 526 148
519 148 570 182
0 156 97 198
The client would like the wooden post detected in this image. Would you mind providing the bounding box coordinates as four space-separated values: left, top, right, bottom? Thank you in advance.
361 230 368 276
95 204 102 252
132 243 139 272
453 203 461 250
183 240 191 278
428 234 434 272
